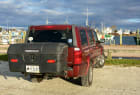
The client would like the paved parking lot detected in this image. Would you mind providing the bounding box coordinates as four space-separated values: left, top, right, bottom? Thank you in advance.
0 61 140 95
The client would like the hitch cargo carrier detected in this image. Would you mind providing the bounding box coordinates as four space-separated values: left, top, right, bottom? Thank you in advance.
8 43 68 75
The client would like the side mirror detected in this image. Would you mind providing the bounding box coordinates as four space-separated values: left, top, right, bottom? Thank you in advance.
96 39 105 43
28 37 33 42
100 39 105 43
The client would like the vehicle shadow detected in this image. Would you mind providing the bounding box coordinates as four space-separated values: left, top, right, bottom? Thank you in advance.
61 77 82 86
0 61 82 85
0 61 29 80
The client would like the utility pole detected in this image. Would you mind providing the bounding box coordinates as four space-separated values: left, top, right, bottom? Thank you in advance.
120 29 122 45
137 29 140 45
46 17 49 25
101 22 104 33
86 8 89 26
64 16 69 24
7 19 9 33
8 22 11 44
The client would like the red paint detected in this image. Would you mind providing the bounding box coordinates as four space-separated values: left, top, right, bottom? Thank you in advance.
85 57 90 75
74 48 82 64
67 70 73 77
73 65 80 77
30 25 72 30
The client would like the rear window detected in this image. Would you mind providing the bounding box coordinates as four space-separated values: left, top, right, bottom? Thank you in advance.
29 29 72 43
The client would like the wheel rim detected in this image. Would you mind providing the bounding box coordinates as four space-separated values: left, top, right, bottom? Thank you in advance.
100 56 105 65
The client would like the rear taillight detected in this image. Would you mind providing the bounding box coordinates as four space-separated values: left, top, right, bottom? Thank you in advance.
47 60 56 63
74 48 82 64
10 59 18 63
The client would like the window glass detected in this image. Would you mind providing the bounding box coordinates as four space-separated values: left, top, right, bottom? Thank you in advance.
93 31 98 41
80 29 88 45
87 30 94 45
29 29 72 43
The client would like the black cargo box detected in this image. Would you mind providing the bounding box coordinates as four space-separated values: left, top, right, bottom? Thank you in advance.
8 42 68 75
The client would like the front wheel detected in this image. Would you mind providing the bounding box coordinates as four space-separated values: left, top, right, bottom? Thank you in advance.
95 55 105 68
81 63 93 87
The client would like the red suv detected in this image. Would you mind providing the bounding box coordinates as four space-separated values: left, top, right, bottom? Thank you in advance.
8 25 105 87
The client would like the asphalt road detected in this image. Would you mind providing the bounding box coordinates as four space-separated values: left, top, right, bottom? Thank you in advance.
0 61 140 95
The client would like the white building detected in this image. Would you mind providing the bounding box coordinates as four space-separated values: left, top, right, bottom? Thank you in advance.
117 29 123 35
123 29 130 35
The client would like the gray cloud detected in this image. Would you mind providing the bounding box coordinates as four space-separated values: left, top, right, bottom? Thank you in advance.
0 0 140 30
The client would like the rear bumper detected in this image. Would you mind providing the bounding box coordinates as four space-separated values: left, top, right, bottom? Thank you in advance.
9 62 67 76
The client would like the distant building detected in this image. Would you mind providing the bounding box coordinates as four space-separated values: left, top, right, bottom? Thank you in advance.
123 29 130 35
104 27 113 34
117 29 123 35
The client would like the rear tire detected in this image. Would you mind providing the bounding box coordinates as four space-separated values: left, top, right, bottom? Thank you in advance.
81 63 93 87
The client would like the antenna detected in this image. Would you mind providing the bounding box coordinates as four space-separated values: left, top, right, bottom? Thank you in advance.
46 17 52 25
7 19 9 32
64 16 69 24
86 8 89 26
101 22 104 33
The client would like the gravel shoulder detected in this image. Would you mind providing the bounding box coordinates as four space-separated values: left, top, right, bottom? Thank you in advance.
0 61 140 95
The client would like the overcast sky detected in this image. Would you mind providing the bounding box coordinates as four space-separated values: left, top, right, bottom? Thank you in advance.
0 0 140 30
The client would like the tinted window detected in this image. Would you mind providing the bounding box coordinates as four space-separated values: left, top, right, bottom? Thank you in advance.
80 29 88 45
29 30 72 43
93 31 98 41
87 30 94 45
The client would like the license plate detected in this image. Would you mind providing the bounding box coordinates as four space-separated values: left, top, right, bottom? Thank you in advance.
26 65 40 73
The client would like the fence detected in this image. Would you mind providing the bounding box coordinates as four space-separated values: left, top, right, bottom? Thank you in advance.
105 36 138 45
104 39 115 45
104 45 140 58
